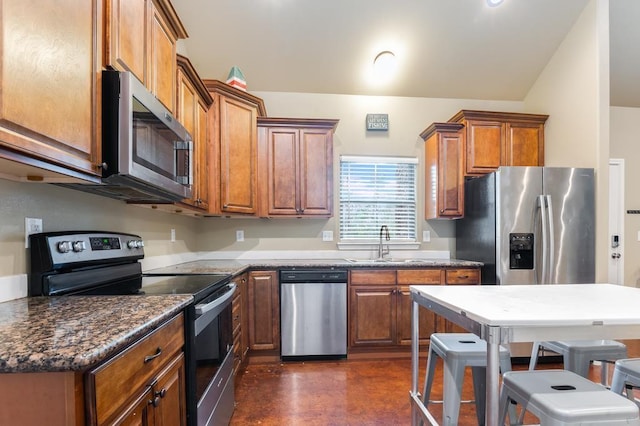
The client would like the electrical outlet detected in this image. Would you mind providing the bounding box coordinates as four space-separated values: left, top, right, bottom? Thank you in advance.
25 217 43 248
423 230 431 242
171 229 176 243
322 231 333 241
236 230 244 242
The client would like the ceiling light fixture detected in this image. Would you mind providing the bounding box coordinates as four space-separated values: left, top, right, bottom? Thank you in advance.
372 51 397 81
487 0 504 6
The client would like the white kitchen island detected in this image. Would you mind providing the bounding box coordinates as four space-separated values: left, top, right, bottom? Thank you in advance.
410 284 640 426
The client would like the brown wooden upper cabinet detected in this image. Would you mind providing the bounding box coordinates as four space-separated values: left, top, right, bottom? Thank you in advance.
104 0 187 113
448 110 548 175
421 123 465 219
176 55 213 212
257 118 339 218
0 0 102 182
204 80 267 216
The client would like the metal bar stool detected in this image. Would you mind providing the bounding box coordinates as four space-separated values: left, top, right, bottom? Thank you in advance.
499 370 640 425
529 340 628 385
611 358 640 406
422 333 513 426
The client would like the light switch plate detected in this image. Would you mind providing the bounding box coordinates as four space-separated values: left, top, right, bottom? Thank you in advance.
423 230 431 242
322 230 334 241
236 230 245 242
170 229 176 242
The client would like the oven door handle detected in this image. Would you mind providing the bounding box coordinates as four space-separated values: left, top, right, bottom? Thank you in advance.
195 283 237 316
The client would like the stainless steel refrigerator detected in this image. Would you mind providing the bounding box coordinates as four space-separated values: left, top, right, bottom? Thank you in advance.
456 166 595 286
456 167 596 358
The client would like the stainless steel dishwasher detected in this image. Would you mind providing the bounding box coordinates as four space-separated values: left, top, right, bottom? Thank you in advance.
280 269 348 359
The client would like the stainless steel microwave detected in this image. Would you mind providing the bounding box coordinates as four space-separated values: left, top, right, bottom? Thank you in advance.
101 70 192 201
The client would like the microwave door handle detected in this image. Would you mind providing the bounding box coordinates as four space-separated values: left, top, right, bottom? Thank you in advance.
195 283 237 315
174 140 192 185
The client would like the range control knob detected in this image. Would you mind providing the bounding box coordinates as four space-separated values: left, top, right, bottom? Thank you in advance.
56 241 72 253
127 240 144 249
72 241 86 252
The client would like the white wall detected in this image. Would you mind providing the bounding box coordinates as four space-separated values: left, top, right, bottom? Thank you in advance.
524 0 610 283
610 106 640 286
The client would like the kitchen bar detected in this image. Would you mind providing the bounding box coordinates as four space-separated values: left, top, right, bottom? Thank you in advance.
410 284 640 425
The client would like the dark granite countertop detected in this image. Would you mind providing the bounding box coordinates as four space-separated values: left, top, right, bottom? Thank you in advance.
144 258 483 276
0 295 192 373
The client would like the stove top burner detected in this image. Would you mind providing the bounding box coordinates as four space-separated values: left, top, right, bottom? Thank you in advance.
142 274 231 303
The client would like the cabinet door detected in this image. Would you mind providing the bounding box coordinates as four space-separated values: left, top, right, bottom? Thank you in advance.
194 100 210 209
105 0 147 83
248 271 279 350
503 121 544 166
396 269 441 345
349 286 396 347
0 0 101 178
152 354 186 426
397 286 437 346
113 387 154 426
176 70 208 210
238 274 250 360
465 119 502 175
266 128 299 215
219 96 258 215
424 129 465 219
299 128 333 216
149 2 177 113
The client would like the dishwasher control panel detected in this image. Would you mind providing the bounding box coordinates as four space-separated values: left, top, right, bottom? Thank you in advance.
280 269 348 283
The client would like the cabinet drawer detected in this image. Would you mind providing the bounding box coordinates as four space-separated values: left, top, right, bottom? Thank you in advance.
350 269 396 285
232 298 241 336
445 269 480 284
397 269 442 285
88 313 185 425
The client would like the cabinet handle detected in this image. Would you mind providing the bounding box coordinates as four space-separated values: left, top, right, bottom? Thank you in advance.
144 347 162 363
458 275 469 279
151 396 161 407
155 388 167 399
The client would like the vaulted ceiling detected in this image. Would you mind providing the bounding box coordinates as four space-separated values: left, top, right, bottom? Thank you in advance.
172 0 639 107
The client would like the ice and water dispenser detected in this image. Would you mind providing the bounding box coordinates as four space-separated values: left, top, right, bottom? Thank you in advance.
509 233 534 269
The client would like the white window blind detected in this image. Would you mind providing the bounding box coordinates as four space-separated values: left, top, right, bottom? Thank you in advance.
339 156 417 241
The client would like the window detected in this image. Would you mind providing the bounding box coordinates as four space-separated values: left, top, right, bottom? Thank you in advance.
339 156 417 242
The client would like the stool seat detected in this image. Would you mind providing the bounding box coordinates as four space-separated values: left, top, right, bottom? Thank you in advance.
530 340 628 385
500 370 640 425
611 358 640 405
422 333 512 425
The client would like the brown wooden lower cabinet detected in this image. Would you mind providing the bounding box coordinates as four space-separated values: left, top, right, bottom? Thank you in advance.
232 272 250 374
0 313 187 426
348 268 480 351
247 270 280 351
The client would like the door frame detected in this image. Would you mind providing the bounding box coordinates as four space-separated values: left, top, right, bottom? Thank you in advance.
608 159 625 285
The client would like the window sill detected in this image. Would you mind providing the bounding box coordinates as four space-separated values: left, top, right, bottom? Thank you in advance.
336 242 421 251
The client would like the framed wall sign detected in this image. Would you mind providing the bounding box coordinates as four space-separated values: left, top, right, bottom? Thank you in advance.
366 113 389 131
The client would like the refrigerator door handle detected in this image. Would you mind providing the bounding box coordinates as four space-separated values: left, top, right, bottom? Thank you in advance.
539 195 549 284
546 194 555 284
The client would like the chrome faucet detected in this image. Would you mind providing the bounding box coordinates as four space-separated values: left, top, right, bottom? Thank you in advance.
378 225 390 259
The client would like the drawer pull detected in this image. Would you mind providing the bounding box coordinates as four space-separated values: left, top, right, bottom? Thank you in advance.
458 275 469 279
144 347 162 363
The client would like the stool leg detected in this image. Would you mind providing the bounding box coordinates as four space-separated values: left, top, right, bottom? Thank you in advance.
443 358 465 426
499 356 517 425
565 352 590 379
471 366 486 425
498 385 511 426
422 347 439 406
528 342 541 371
611 370 631 400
